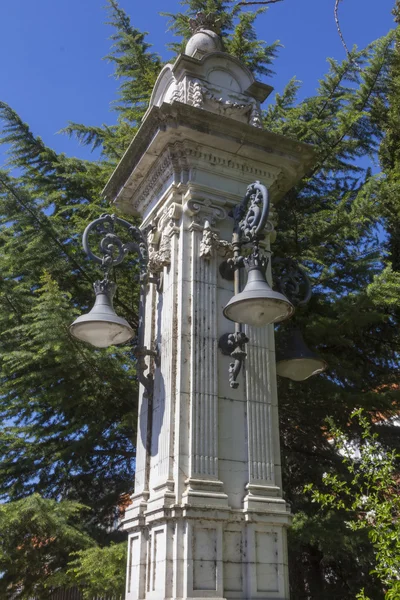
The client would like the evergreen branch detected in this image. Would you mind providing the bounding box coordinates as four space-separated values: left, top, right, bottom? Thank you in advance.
59 123 108 152
315 58 359 121
309 35 393 178
1 293 23 324
0 174 92 285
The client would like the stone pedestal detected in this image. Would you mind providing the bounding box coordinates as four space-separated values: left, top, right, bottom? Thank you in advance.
103 35 314 600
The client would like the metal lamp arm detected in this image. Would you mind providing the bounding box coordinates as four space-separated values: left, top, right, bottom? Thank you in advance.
82 214 148 278
81 213 157 396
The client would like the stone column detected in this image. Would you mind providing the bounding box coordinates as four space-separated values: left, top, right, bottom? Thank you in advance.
182 195 229 507
103 21 315 600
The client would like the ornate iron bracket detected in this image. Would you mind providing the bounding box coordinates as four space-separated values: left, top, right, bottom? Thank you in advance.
218 182 271 388
82 214 159 396
83 213 148 280
232 180 270 242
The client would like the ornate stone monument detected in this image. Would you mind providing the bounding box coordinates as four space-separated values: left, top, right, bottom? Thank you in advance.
103 17 315 600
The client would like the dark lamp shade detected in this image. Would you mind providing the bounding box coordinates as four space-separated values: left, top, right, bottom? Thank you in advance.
276 328 327 381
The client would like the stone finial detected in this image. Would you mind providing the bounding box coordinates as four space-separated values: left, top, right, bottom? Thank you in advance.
185 12 223 58
144 10 273 130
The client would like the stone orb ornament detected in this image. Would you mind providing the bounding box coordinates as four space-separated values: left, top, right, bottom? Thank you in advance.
185 29 223 57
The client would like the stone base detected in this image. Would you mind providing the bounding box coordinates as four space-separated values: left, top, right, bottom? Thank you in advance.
124 505 291 600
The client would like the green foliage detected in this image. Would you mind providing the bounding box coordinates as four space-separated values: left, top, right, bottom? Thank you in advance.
163 0 279 75
305 410 400 599
0 0 399 598
0 271 137 527
0 494 92 599
0 2 147 592
62 0 162 159
61 543 127 599
224 9 279 77
379 1 400 276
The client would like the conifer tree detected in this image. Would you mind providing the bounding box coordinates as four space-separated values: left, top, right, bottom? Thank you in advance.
0 0 399 597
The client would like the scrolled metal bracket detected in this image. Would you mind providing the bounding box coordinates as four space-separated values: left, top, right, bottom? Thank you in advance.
232 180 270 242
220 180 269 282
83 213 148 280
82 213 159 396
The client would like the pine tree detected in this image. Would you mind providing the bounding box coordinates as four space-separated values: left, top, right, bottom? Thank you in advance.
0 494 93 599
0 0 399 597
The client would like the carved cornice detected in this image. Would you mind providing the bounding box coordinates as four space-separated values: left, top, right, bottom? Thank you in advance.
129 142 192 218
117 141 282 222
185 80 263 128
182 144 278 180
103 102 317 211
124 140 281 219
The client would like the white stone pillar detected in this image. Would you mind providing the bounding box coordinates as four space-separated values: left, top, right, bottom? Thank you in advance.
103 25 315 600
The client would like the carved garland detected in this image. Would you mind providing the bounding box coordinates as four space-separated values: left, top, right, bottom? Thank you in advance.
187 80 263 128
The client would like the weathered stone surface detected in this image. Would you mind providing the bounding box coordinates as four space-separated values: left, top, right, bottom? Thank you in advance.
104 29 316 600
102 102 315 218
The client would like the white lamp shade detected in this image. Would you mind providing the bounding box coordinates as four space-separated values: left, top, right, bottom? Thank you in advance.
70 282 134 348
276 357 327 382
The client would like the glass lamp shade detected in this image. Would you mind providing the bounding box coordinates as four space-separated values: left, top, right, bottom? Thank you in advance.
70 281 134 348
276 328 327 381
223 266 294 327
276 357 327 382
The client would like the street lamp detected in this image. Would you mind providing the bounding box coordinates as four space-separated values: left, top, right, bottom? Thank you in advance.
276 327 327 382
70 184 326 390
272 258 327 382
70 279 134 348
218 183 327 388
70 214 148 348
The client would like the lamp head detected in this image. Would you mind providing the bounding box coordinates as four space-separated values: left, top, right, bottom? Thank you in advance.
70 280 134 348
223 262 294 327
276 327 327 381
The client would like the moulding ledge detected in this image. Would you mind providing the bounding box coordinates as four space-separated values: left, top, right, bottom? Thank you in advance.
103 101 316 217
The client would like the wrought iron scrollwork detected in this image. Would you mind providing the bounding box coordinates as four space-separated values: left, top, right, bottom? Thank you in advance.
272 258 312 308
232 180 270 242
82 214 157 396
82 214 148 280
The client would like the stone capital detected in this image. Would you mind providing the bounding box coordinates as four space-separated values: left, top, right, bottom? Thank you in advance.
183 194 228 229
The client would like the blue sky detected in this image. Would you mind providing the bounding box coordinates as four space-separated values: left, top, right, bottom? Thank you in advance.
0 0 396 162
